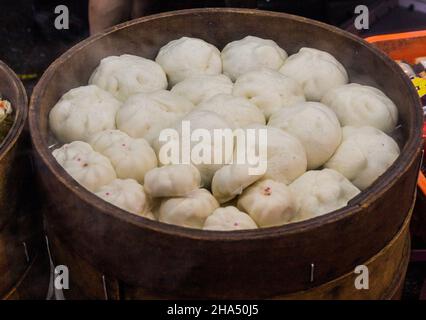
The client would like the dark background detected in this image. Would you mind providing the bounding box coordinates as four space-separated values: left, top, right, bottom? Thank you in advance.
2 0 426 91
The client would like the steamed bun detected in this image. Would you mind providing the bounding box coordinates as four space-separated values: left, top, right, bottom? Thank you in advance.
144 164 201 198
52 141 116 192
268 102 342 169
88 130 157 183
280 47 348 101
321 83 398 134
212 164 264 204
203 206 258 231
197 94 266 128
221 36 287 81
154 110 234 187
155 37 222 86
289 169 360 221
159 188 219 229
49 85 121 143
240 125 307 185
324 126 400 190
89 54 168 101
233 68 305 119
237 179 296 227
116 90 194 143
95 179 153 219
171 74 233 105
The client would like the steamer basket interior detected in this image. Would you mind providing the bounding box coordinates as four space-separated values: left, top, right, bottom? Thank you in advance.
31 9 422 233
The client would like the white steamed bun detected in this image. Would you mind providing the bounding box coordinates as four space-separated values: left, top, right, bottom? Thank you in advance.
280 47 348 101
88 130 157 183
289 168 360 222
49 85 121 143
203 206 258 231
171 74 233 105
154 110 234 187
233 68 305 119
52 141 116 192
89 54 167 101
95 179 154 219
155 37 222 86
324 126 400 190
197 94 265 128
237 179 296 228
221 36 288 81
159 188 219 229
144 164 201 198
116 90 194 144
211 164 264 204
321 83 398 134
268 102 342 169
240 125 307 185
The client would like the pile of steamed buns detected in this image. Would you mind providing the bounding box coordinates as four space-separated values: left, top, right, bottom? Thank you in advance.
49 36 400 231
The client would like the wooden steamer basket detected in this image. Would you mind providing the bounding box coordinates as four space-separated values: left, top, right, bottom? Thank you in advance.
0 60 49 299
29 9 423 299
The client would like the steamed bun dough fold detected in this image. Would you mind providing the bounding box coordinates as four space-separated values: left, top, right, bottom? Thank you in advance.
52 141 116 192
212 163 264 204
88 129 158 183
144 164 201 198
171 74 233 105
95 179 154 219
116 90 194 144
159 188 219 229
49 85 121 143
239 124 308 185
237 179 297 228
280 47 348 101
197 93 265 128
233 68 305 120
289 168 360 222
221 35 288 81
153 110 235 187
324 126 400 190
89 54 168 101
203 206 258 231
268 102 342 169
321 83 398 134
156 37 222 86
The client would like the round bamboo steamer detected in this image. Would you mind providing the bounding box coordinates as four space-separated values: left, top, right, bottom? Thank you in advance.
29 9 424 299
46 199 413 300
0 60 27 229
0 60 49 299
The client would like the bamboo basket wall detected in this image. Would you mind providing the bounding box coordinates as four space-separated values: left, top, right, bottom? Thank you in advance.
29 9 423 299
0 60 49 300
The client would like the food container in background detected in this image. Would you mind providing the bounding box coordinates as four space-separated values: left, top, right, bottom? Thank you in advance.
0 60 49 300
366 31 426 244
365 30 426 64
30 9 423 299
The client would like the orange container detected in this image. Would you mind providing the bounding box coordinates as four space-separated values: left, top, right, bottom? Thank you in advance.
365 30 426 64
366 31 426 197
